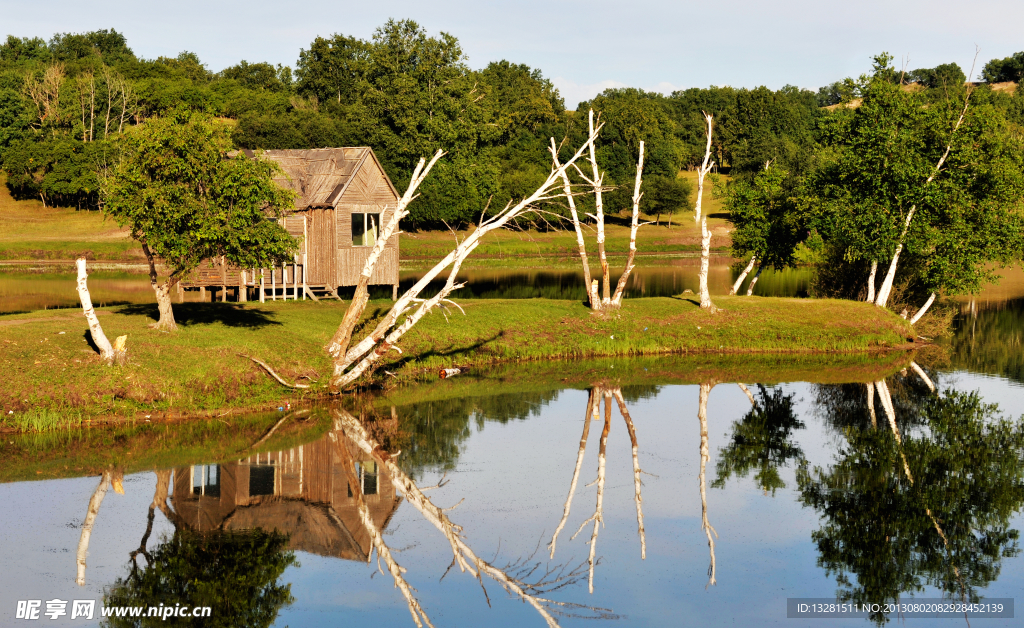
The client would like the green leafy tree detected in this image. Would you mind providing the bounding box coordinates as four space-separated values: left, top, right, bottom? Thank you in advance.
719 84 819 177
727 162 806 273
981 52 1024 84
103 528 296 628
799 390 1024 625
643 175 691 226
295 34 370 106
0 36 50 64
805 53 1024 309
48 29 135 64
221 60 292 92
101 110 297 331
908 62 966 90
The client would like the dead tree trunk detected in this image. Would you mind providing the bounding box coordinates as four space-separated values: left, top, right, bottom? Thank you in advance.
729 256 756 295
332 408 588 627
326 151 445 359
332 432 433 628
910 361 936 392
76 469 112 585
866 260 878 303
866 382 877 429
909 293 936 325
610 142 646 307
571 388 611 594
694 113 718 313
737 383 756 405
76 258 116 364
141 243 178 332
745 266 763 296
559 126 647 311
587 111 612 307
553 142 596 308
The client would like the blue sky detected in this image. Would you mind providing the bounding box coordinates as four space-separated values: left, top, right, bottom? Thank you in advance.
5 0 1022 107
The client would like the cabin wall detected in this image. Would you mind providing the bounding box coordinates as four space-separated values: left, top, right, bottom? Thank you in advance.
334 156 401 287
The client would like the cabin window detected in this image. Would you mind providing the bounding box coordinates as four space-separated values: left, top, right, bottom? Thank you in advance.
191 464 220 498
352 212 381 247
249 465 275 497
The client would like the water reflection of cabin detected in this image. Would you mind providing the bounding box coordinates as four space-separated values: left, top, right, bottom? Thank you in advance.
179 148 401 303
171 428 400 561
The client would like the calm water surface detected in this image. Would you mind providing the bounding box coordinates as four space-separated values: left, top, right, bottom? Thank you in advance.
0 262 812 313
1 268 1023 627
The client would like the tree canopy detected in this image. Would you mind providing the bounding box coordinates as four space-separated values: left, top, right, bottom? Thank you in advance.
101 110 296 329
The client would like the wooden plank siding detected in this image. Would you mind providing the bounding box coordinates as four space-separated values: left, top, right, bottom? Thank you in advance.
179 147 400 293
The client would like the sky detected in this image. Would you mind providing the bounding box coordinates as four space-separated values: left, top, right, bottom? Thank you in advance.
3 0 1023 107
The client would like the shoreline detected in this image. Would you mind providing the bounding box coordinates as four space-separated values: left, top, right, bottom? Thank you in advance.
0 296 916 434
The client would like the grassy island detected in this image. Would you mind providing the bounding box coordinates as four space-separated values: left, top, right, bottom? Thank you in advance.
0 295 915 432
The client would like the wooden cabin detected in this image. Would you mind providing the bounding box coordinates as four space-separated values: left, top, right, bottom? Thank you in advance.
171 426 401 561
179 147 402 302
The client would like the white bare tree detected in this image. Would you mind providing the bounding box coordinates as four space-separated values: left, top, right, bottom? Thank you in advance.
76 258 126 365
310 124 604 390
557 110 648 311
693 114 718 312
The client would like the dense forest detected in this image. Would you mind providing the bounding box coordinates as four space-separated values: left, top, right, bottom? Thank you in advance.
6 22 1020 226
2 22 1024 308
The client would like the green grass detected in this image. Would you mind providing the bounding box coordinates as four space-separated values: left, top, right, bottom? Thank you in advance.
381 295 915 373
0 295 915 432
2 407 83 432
0 175 143 261
0 408 332 483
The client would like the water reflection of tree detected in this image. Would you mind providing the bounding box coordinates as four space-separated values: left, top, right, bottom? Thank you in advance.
799 390 1024 625
548 386 649 593
332 408 611 627
712 385 804 495
104 472 296 628
949 298 1024 384
395 390 562 474
813 370 935 433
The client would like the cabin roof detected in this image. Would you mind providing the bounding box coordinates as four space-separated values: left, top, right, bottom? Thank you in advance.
251 147 399 211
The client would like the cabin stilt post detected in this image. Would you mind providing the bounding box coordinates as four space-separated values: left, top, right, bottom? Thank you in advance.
260 269 265 303
220 255 227 303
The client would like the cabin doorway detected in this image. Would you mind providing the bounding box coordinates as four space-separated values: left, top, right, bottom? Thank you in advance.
306 208 337 286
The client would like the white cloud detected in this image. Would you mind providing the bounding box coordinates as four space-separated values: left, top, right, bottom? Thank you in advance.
650 81 682 95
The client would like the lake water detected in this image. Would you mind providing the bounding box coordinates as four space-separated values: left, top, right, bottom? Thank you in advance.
2 264 1023 627
0 261 812 313
2 301 1023 626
